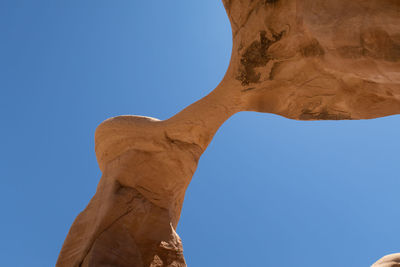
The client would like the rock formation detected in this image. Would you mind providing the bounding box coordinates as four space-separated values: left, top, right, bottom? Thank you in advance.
372 253 400 267
57 0 400 266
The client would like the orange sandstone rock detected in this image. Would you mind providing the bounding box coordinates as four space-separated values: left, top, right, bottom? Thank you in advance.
223 0 400 119
57 1 400 266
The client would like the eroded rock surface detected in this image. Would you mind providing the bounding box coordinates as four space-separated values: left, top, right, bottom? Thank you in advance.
223 0 400 120
372 253 400 267
57 1 400 266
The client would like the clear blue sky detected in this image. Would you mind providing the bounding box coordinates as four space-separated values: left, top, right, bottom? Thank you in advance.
1 1 399 266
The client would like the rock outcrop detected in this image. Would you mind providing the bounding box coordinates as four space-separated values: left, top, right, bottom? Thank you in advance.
372 253 400 267
57 1 400 266
224 0 400 120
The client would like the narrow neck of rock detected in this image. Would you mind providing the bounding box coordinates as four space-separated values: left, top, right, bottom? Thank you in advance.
164 81 242 152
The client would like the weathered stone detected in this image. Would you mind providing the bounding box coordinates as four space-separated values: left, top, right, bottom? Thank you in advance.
223 0 400 120
57 1 400 266
372 253 400 267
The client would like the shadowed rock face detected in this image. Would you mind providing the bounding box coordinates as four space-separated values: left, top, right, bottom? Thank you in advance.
57 1 400 266
57 116 202 267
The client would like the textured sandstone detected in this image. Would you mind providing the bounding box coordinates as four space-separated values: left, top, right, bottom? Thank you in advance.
224 0 400 120
57 1 400 266
372 253 400 267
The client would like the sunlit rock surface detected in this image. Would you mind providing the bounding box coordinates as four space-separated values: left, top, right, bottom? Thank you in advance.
57 1 400 266
223 0 400 120
372 253 400 267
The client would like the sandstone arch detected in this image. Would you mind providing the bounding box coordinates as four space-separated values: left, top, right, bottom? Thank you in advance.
57 1 400 266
